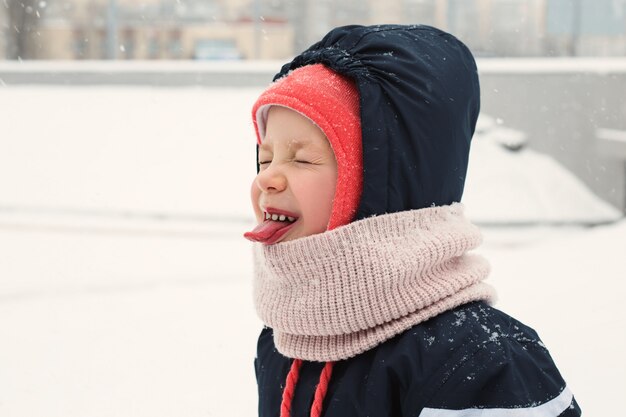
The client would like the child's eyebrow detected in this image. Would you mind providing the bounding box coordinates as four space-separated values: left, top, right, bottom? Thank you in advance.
259 138 315 151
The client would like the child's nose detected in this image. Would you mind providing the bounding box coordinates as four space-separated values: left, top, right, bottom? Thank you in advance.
256 165 287 193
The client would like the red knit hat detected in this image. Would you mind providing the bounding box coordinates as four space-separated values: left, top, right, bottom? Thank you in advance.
252 64 363 230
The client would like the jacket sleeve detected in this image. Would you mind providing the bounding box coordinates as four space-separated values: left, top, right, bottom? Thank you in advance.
413 334 582 417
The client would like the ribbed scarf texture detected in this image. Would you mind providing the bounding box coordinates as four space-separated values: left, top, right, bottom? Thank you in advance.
253 203 496 362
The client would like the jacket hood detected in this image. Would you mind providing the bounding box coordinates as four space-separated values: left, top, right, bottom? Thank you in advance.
272 24 480 220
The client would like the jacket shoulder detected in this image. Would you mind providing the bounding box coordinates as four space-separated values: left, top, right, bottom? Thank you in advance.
386 302 581 416
254 303 581 417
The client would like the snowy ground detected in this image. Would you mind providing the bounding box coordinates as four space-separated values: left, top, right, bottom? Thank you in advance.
1 86 624 416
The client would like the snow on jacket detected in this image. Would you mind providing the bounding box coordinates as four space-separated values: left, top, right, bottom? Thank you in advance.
256 302 580 416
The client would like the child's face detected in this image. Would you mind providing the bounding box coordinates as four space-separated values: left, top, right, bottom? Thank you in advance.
249 106 337 244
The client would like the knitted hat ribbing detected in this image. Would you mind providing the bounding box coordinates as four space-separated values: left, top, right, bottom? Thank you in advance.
252 64 362 230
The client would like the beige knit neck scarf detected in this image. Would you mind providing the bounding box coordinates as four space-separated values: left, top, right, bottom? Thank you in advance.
253 203 496 362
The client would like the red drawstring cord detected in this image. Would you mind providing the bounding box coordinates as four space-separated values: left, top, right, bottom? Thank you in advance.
280 359 335 417
311 362 334 417
280 359 302 417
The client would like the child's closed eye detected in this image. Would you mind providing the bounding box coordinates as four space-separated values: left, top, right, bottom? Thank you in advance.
257 160 272 170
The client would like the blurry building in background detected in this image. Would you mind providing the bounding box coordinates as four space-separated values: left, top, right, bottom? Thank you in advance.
1 0 43 59
290 0 626 58
1 0 293 60
546 0 626 56
1 0 625 59
446 0 547 57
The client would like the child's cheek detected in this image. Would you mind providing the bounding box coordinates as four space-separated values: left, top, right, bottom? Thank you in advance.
298 171 337 234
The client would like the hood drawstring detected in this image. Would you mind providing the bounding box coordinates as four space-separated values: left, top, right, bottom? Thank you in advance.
280 359 335 417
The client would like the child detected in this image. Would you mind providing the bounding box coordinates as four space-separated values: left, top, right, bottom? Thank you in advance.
244 25 581 417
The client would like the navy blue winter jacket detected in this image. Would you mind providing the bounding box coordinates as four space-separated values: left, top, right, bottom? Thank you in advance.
256 302 580 416
254 24 581 417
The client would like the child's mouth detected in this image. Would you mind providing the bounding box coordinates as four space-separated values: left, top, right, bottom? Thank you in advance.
243 210 298 245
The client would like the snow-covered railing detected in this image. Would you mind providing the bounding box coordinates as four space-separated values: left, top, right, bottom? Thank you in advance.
2 58 626 86
476 58 626 74
0 60 281 86
597 128 626 159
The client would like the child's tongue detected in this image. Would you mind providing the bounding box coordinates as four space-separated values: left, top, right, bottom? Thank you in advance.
244 220 295 244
